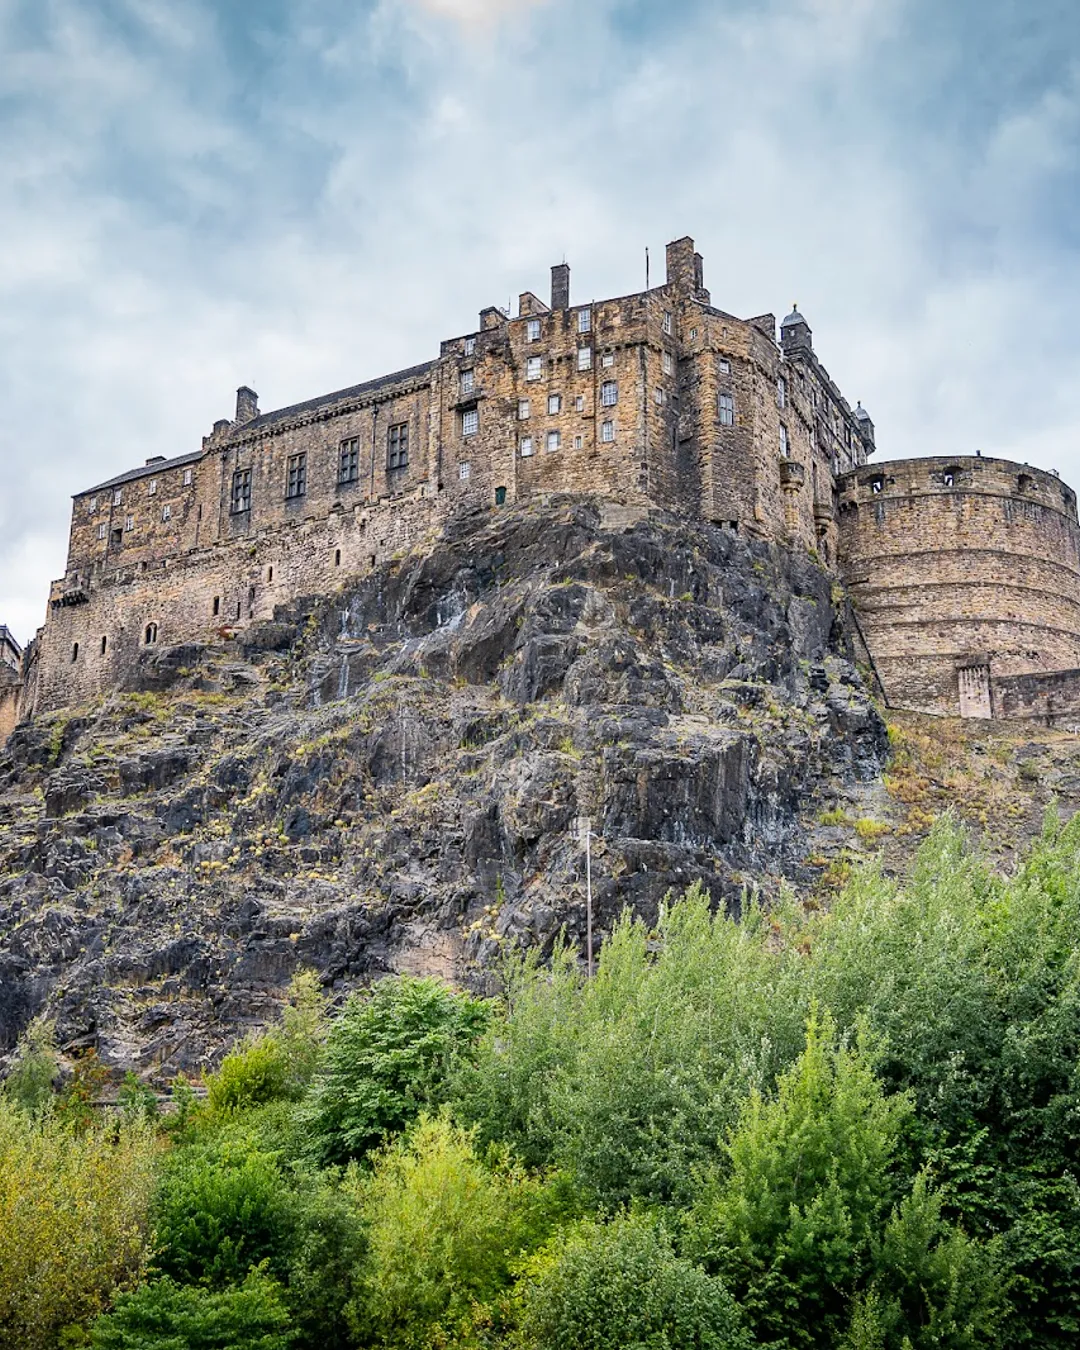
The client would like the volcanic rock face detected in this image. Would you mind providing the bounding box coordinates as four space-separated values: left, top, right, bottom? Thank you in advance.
0 500 885 1076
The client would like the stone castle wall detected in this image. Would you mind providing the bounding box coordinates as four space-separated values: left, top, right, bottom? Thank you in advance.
837 455 1080 716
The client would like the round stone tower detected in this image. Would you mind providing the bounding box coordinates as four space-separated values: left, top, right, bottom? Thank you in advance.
836 455 1080 716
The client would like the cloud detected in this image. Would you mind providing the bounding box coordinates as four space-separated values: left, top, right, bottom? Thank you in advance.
1 0 1079 646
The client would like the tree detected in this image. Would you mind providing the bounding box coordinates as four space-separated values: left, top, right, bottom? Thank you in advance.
89 1268 293 1350
1 1016 58 1115
299 976 490 1165
518 1213 750 1350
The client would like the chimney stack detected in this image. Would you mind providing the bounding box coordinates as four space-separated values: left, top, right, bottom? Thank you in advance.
235 386 259 424
551 263 570 311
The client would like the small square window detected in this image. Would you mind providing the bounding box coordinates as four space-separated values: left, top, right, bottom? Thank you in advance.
519 436 534 457
602 352 615 368
183 469 193 486
464 336 476 356
577 308 591 333
97 522 107 540
718 358 730 374
460 369 474 395
662 350 674 376
388 422 409 468
526 356 543 381
601 381 618 407
573 434 583 449
546 430 561 451
577 347 592 371
459 461 471 480
718 393 734 426
575 395 584 412
124 514 134 532
527 318 541 341
547 393 561 415
518 399 531 420
88 496 98 512
601 420 615 443
689 327 698 340
161 504 171 522
148 479 157 496
113 490 123 507
462 409 479 436
286 452 307 498
662 310 673 335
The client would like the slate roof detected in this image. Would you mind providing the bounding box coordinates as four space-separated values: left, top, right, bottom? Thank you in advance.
241 360 436 433
80 449 205 497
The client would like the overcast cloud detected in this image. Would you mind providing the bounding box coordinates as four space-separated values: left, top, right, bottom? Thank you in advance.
1 0 1078 642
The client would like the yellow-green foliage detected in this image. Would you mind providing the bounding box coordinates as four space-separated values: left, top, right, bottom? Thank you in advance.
818 806 850 827
853 818 890 841
0 1102 158 1349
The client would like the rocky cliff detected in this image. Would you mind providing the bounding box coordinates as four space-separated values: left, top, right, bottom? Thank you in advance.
0 499 888 1077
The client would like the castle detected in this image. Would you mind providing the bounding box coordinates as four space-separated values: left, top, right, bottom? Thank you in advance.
3 234 1080 739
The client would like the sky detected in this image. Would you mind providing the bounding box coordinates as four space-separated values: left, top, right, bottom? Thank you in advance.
2 0 1079 643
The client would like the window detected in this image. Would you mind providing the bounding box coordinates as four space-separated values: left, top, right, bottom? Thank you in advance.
601 420 615 443
100 635 107 655
113 489 123 507
459 461 471 479
111 528 122 546
718 358 730 374
777 376 787 408
870 475 884 494
577 347 592 371
662 350 674 375
526 356 543 381
145 623 158 645
527 318 541 342
718 393 734 426
518 399 530 420
601 380 618 407
577 308 591 333
286 453 307 499
231 468 252 513
97 522 107 540
546 430 561 451
125 514 134 532
662 310 673 335
71 642 79 663
943 471 955 488
655 388 666 405
340 438 360 484
779 426 789 457
464 336 476 356
460 369 474 395
213 596 220 616
161 504 171 522
602 352 615 368
148 479 158 496
267 566 273 581
335 548 341 567
547 393 561 415
690 327 698 340
495 485 507 505
89 496 98 512
388 422 409 468
462 409 479 437
519 436 534 457
574 434 583 449
183 469 193 486
575 395 584 412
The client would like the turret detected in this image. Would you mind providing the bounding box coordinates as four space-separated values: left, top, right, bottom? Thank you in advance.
854 402 875 454
780 305 812 353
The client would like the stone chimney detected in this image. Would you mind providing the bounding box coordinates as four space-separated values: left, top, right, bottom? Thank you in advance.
664 237 709 302
551 263 570 311
235 386 259 424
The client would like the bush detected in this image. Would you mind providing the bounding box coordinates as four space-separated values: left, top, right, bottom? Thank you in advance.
299 975 490 1164
207 1037 291 1116
1 1016 58 1115
348 1113 551 1349
153 1132 297 1289
89 1269 293 1349
0 1100 157 1349
518 1213 749 1350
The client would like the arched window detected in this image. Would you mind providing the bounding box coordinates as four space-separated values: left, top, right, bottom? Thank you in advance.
144 623 158 645
495 485 507 506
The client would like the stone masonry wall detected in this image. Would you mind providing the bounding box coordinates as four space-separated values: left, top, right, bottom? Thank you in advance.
837 455 1080 716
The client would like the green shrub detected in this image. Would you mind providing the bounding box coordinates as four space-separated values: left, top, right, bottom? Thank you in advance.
518 1213 749 1350
89 1269 293 1349
207 1037 291 1116
1 1016 58 1116
0 1101 157 1349
299 975 490 1165
153 1133 297 1289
